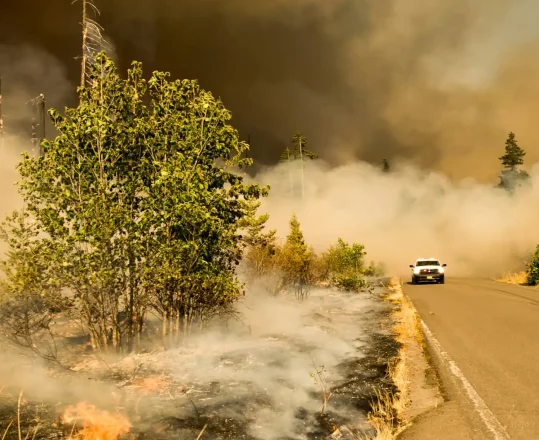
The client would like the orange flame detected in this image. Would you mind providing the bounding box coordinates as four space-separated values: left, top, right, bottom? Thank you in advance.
62 402 131 440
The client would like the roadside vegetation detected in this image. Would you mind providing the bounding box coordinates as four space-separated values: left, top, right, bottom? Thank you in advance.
496 271 528 286
2 3 538 440
0 54 385 361
352 278 421 440
0 53 390 439
497 247 539 287
495 132 539 286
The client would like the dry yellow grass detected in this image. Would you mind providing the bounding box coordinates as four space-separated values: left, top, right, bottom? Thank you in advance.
356 277 418 440
496 271 528 286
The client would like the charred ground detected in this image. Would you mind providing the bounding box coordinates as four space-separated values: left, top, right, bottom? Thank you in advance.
0 282 400 440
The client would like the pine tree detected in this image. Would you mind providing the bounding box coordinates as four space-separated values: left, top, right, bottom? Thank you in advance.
279 131 318 198
498 132 529 192
499 132 525 170
281 214 312 300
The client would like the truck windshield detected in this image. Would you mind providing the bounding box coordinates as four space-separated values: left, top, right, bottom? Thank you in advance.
417 260 440 266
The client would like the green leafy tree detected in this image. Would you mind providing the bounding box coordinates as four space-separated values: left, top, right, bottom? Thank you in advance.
9 53 267 352
498 132 529 192
279 131 318 198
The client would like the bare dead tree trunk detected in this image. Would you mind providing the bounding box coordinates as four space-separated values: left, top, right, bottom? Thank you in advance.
81 0 88 90
79 0 108 92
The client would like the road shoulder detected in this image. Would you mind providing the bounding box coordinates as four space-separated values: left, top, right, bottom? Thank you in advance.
398 328 492 440
396 280 494 440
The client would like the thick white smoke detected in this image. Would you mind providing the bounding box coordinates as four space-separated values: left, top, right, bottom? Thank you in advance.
253 159 539 277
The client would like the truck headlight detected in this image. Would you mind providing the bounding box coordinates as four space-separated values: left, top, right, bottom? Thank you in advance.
438 267 444 274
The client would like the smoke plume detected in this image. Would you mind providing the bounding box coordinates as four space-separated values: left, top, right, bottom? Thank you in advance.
2 0 539 274
252 159 539 278
1 0 539 179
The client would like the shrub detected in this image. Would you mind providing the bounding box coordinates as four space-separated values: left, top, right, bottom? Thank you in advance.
526 245 539 286
325 238 368 292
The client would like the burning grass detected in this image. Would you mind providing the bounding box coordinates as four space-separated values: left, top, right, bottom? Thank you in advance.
1 392 131 440
0 283 403 440
61 402 131 440
496 271 529 286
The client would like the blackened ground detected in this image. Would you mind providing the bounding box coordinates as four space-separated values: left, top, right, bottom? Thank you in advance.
0 399 64 439
0 283 401 440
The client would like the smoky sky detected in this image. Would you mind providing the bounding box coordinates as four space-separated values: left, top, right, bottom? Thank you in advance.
1 0 539 180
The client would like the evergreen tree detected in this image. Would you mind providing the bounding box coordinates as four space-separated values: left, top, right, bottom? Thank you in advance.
498 132 529 192
279 131 318 198
499 132 525 170
280 214 313 300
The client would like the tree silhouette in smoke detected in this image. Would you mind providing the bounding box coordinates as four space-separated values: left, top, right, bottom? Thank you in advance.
498 132 529 192
279 131 318 198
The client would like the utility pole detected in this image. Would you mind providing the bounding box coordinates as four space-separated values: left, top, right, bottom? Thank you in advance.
28 94 45 156
39 94 45 156
31 113 37 153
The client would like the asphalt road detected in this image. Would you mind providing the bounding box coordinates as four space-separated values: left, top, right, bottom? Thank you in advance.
400 276 539 440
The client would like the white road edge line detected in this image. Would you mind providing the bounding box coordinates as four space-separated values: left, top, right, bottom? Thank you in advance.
420 320 512 440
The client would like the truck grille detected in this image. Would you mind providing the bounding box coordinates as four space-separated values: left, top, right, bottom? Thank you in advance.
420 269 439 274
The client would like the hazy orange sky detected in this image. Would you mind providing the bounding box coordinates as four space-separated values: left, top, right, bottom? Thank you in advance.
1 0 539 181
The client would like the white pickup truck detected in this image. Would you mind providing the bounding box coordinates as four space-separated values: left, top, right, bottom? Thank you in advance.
409 258 447 284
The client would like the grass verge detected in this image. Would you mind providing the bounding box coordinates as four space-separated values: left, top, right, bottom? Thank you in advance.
357 277 422 440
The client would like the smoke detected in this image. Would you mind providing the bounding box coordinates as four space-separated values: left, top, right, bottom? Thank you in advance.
0 350 120 409
253 159 539 278
0 285 385 439
1 0 538 280
0 44 72 139
2 0 539 179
